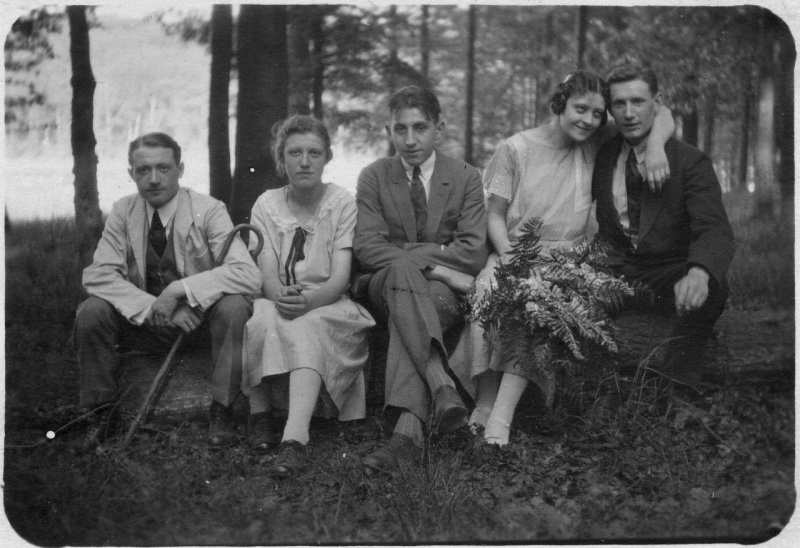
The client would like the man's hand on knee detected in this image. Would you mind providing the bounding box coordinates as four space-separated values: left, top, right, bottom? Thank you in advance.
168 304 204 333
674 266 710 316
425 265 475 293
149 281 186 326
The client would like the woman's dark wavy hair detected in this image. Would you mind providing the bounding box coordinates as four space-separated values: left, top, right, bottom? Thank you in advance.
548 70 610 127
271 115 333 177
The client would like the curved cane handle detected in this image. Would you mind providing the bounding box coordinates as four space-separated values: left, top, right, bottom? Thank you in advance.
216 224 265 266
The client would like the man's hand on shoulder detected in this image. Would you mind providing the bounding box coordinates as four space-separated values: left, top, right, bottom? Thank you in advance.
148 281 186 327
168 304 205 333
674 266 710 316
425 265 475 293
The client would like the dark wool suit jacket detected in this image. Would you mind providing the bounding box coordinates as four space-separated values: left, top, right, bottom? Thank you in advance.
592 136 734 285
354 153 487 276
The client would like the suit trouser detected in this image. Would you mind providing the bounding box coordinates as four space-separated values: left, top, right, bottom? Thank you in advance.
617 257 728 388
367 257 463 420
74 295 252 408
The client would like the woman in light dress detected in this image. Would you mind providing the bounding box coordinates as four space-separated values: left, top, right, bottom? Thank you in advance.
243 115 375 477
458 70 674 446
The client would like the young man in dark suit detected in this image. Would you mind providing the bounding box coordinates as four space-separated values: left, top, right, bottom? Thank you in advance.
592 65 735 398
354 86 488 470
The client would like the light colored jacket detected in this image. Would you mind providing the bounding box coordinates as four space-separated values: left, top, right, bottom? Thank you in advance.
83 187 261 321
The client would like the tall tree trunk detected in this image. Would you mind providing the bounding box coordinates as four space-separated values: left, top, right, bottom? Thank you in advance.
209 4 233 206
386 5 399 157
575 6 588 69
464 4 476 165
310 12 324 119
288 6 311 115
230 5 288 226
738 81 752 192
67 5 102 269
420 5 430 84
682 107 699 147
703 89 717 155
773 18 795 223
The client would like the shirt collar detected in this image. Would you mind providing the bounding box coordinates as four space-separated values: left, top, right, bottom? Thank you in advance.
401 150 436 182
146 191 180 228
622 140 647 164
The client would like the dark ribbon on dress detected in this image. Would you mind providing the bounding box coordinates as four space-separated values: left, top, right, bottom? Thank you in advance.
284 226 307 286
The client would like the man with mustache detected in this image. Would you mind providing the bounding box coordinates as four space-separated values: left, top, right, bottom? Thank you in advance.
75 132 261 448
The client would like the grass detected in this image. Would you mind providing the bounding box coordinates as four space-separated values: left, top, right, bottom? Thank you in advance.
3 207 795 544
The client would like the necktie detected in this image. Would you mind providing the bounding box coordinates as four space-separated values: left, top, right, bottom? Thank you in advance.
625 148 643 240
149 210 167 257
410 166 427 242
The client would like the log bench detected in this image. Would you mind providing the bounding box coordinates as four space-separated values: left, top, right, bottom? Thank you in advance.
119 307 793 423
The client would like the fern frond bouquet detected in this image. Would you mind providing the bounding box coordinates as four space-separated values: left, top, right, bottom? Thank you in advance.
469 219 633 404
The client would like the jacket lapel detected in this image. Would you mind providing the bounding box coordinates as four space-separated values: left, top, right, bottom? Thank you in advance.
172 189 192 274
425 156 452 239
131 196 147 288
387 156 418 243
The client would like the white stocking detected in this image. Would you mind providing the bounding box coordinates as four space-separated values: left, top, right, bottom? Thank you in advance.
484 373 528 446
281 368 322 446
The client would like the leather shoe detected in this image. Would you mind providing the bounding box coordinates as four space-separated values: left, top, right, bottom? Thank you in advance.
362 433 422 473
431 385 468 436
248 412 281 453
208 400 238 448
273 440 308 478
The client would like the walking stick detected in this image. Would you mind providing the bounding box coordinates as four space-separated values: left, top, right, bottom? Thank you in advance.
121 224 263 448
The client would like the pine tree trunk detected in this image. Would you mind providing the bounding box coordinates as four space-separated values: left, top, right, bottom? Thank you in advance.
774 21 795 223
420 5 430 84
67 5 103 269
229 5 288 227
288 6 312 115
703 90 716 155
464 5 476 165
208 4 233 206
738 83 752 192
310 12 324 119
575 6 587 69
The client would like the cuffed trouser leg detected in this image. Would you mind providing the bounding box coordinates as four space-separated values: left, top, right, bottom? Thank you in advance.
206 294 253 407
368 257 462 420
74 296 127 407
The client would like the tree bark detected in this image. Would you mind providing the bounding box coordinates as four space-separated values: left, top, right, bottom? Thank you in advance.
230 5 288 227
420 5 430 84
67 5 103 269
208 4 233 206
682 108 699 147
738 81 752 192
288 6 312 115
310 11 324 119
464 5 476 165
773 18 794 222
575 6 588 69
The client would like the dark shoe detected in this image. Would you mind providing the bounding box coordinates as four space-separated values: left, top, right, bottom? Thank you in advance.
431 385 468 436
362 433 422 473
273 440 308 478
208 400 238 449
248 412 280 453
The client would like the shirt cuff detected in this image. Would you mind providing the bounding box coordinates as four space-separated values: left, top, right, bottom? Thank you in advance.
182 280 200 309
131 305 151 326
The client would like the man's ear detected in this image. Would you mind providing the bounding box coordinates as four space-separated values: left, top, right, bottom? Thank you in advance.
434 118 446 141
653 91 664 107
128 167 134 180
178 162 185 178
385 124 392 138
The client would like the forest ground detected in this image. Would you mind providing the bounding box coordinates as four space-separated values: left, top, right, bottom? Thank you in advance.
3 210 795 545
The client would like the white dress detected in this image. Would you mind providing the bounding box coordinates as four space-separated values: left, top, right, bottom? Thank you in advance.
452 124 600 405
242 184 375 420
